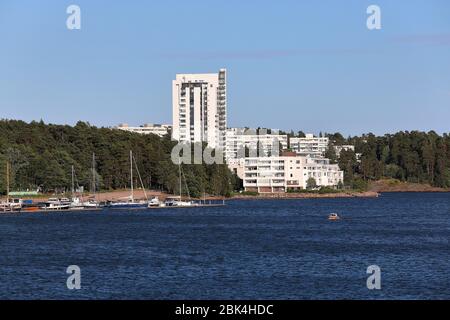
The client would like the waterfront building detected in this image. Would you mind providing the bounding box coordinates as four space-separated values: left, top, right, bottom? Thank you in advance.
243 152 343 193
225 128 288 161
116 123 172 137
334 145 355 157
172 69 227 149
227 158 245 179
289 134 329 157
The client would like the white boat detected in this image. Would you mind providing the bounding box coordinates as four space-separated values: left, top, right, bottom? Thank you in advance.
328 213 341 221
69 197 100 209
148 197 161 207
164 196 195 207
82 199 100 208
109 201 147 209
69 197 84 209
177 201 195 207
0 199 23 212
162 160 196 208
108 151 150 209
41 198 71 211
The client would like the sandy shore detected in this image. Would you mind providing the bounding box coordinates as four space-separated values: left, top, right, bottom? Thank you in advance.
21 189 379 203
27 190 167 203
15 180 450 204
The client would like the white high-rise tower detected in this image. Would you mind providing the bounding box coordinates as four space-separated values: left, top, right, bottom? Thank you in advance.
172 69 227 149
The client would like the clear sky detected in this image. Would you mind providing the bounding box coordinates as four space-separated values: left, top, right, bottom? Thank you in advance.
0 0 449 136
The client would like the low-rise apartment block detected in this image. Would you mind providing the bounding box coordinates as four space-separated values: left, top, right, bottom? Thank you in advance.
334 145 355 156
289 134 329 156
116 123 172 137
225 128 288 161
243 152 343 193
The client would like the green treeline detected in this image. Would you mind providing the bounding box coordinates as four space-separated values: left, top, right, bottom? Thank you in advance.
0 120 237 197
326 132 450 189
1 120 449 196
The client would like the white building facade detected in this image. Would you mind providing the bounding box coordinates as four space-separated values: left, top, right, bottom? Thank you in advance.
116 123 172 137
225 128 288 161
172 69 227 149
334 145 356 157
243 153 343 193
290 134 329 156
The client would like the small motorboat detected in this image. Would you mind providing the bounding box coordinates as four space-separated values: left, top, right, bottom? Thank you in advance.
164 196 194 207
328 213 340 221
148 197 161 208
0 199 23 212
40 199 71 211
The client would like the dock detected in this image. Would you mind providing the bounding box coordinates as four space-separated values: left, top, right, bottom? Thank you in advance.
1 202 226 214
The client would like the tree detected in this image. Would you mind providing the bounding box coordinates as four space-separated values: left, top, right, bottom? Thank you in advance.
306 177 317 190
324 141 337 164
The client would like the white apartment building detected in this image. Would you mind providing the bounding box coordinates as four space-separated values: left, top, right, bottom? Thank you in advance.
116 123 172 137
227 158 245 179
225 128 288 161
334 145 356 157
243 152 343 193
290 134 329 156
172 69 227 149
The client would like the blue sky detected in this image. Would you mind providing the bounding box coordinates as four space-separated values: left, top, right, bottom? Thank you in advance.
0 0 449 135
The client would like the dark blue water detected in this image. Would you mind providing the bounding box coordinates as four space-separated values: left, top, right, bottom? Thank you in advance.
0 193 449 300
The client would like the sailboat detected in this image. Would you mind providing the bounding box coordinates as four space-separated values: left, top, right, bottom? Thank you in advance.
164 160 194 207
108 151 148 209
0 161 23 212
69 165 84 209
68 156 100 209
82 153 101 208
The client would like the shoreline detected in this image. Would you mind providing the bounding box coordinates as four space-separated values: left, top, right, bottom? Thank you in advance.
229 191 380 200
368 180 450 193
4 185 448 204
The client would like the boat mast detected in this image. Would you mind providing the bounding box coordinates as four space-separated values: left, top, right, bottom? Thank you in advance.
179 159 182 200
132 154 148 201
130 150 134 202
71 165 75 198
92 153 96 200
6 161 10 204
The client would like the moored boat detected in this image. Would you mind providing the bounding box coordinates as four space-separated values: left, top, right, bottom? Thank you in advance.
40 198 71 211
164 196 195 207
148 197 161 208
108 199 148 209
0 199 23 212
107 150 151 209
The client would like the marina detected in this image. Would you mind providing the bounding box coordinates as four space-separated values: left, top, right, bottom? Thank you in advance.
1 201 225 214
0 151 225 214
